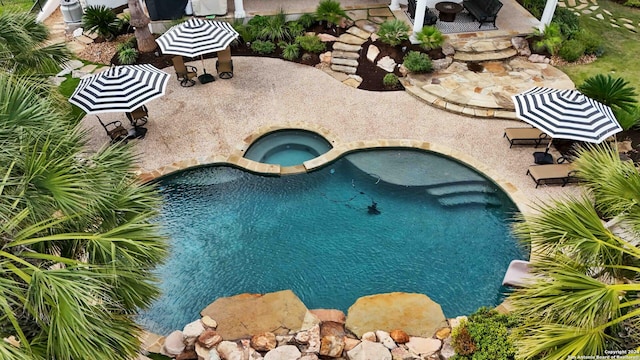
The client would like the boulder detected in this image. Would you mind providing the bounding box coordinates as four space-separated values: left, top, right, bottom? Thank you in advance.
390 346 416 360
176 349 198 360
216 341 241 359
300 354 319 360
347 340 392 360
361 332 376 342
209 348 222 360
376 56 396 72
367 45 380 62
251 332 277 352
405 337 441 356
202 316 218 329
163 330 185 356
276 334 295 346
310 309 346 324
448 316 467 331
345 293 447 338
264 345 301 360
321 321 345 337
435 327 451 340
201 290 311 340
440 337 455 359
511 36 531 56
375 330 397 349
183 319 206 345
320 335 345 357
198 329 223 348
390 329 410 344
343 337 361 352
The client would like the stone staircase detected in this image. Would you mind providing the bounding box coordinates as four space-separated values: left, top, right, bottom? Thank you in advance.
450 36 518 63
425 180 503 207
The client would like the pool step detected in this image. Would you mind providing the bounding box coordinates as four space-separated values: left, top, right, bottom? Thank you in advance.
427 183 496 196
426 181 502 207
437 193 502 207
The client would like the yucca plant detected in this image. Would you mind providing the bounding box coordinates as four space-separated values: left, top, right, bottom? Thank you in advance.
258 10 291 42
82 5 119 41
232 19 255 44
377 19 410 46
415 26 445 50
578 74 638 114
118 47 138 64
295 34 325 53
315 0 348 28
279 42 300 61
528 23 563 55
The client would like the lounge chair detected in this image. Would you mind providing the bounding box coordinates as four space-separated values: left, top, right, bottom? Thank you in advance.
526 162 577 188
502 260 532 287
503 127 550 148
216 46 233 79
125 105 148 127
172 56 198 87
97 116 129 143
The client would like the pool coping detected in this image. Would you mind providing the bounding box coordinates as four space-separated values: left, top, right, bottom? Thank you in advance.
137 122 528 214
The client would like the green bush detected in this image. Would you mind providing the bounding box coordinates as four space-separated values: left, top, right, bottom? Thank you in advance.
529 23 563 55
258 11 292 42
279 42 300 60
558 39 585 62
295 35 326 53
377 19 410 46
297 13 316 28
286 21 305 38
521 0 545 17
614 106 640 130
415 25 445 50
451 308 519 360
116 11 131 33
402 51 432 73
552 7 580 38
247 15 270 40
624 0 640 7
82 5 119 40
232 20 255 43
118 47 138 65
578 74 639 113
250 40 276 54
315 0 348 27
383 73 400 88
573 29 603 55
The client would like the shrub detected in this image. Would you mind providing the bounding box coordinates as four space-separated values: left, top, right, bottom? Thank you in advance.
451 308 519 359
402 51 432 73
258 11 292 42
286 21 305 38
625 0 640 7
614 106 640 130
529 23 563 55
573 29 603 55
578 74 639 113
315 0 348 27
383 73 400 88
297 13 316 28
232 19 255 43
451 321 477 356
118 47 138 65
247 15 271 40
250 40 276 54
415 25 445 50
377 19 410 46
558 39 585 62
116 11 132 34
295 35 326 53
279 42 300 60
82 5 119 40
521 0 545 17
552 7 580 38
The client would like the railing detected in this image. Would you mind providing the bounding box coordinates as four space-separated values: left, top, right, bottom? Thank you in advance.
30 0 45 13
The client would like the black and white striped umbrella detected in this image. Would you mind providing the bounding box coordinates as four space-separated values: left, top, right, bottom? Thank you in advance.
69 64 169 114
156 19 239 58
512 87 622 144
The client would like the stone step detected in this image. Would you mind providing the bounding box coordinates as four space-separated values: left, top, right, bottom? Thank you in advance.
333 42 362 52
453 48 518 62
332 50 360 59
337 33 367 45
437 193 502 207
426 183 495 197
332 58 359 67
450 38 513 52
346 26 371 40
331 64 358 74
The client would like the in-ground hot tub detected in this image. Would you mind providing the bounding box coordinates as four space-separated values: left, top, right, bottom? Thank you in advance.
243 129 333 166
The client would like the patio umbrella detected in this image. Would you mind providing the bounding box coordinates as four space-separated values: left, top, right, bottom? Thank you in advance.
69 64 169 114
156 18 239 77
512 87 622 153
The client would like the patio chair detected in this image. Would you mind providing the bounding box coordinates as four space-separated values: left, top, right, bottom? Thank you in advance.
526 158 577 188
216 46 233 79
125 105 148 127
97 116 129 143
172 56 198 87
502 260 532 287
503 127 550 148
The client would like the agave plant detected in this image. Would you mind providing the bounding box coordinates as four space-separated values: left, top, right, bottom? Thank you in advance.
415 26 445 50
315 0 348 28
377 19 410 46
529 23 563 55
82 5 119 41
118 47 139 64
578 74 639 114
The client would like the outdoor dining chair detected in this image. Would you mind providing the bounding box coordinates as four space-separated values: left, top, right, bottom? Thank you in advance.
97 116 129 143
171 56 198 87
126 105 148 127
216 46 233 79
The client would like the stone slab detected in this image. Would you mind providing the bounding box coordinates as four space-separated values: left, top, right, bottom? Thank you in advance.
369 7 393 17
332 58 359 67
333 50 360 59
331 64 358 74
333 42 362 52
347 26 371 40
345 292 447 338
200 290 314 340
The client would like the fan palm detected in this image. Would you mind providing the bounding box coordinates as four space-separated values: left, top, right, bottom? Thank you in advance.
0 12 71 75
578 74 639 114
0 73 167 359
509 145 640 359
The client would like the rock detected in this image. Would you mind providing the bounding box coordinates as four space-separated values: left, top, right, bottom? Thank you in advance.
333 42 362 52
163 330 185 356
176 349 198 360
348 74 363 82
375 330 397 349
337 33 368 45
370 33 379 42
528 54 550 64
209 349 222 360
196 343 211 359
511 36 531 56
390 330 410 344
343 337 361 351
61 59 84 71
198 329 223 348
251 332 277 352
202 316 218 329
398 65 408 77
618 140 633 153
317 33 339 42
376 56 396 72
332 58 359 67
71 70 90 79
48 76 66 86
390 347 416 360
320 335 345 357
201 290 310 340
319 51 332 64
440 337 455 359
300 354 319 360
332 50 360 59
361 332 377 342
347 340 392 360
441 43 455 56
264 345 301 360
432 57 453 71
330 64 357 74
72 27 84 37
435 327 451 340
367 45 380 62
448 316 467 331
276 334 295 346
354 19 379 33
307 324 321 353
345 293 447 338
347 26 371 40
321 321 345 337
184 319 206 339
405 337 441 356
296 330 310 344
216 341 241 359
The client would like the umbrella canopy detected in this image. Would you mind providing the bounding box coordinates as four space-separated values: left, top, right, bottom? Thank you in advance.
512 87 622 144
156 18 239 58
69 64 169 114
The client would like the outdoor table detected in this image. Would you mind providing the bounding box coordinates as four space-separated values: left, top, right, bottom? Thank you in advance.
435 1 463 22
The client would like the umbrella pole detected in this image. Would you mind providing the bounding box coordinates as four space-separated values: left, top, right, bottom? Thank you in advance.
544 138 553 154
200 55 207 74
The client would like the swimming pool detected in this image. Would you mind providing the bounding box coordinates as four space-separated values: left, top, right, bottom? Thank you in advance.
139 149 526 334
243 129 334 166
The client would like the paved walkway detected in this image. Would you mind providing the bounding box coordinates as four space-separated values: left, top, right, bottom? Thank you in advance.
558 0 639 32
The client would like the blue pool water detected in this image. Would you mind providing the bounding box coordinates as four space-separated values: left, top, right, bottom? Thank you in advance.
139 150 526 335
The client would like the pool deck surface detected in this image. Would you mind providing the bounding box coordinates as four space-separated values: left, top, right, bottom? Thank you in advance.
80 55 580 213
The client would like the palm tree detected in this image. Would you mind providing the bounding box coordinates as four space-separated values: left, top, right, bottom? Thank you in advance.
128 0 157 53
509 145 640 359
0 12 71 75
0 72 167 359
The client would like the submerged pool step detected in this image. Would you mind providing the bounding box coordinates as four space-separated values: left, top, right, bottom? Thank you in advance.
426 182 496 197
438 193 502 207
425 181 502 207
